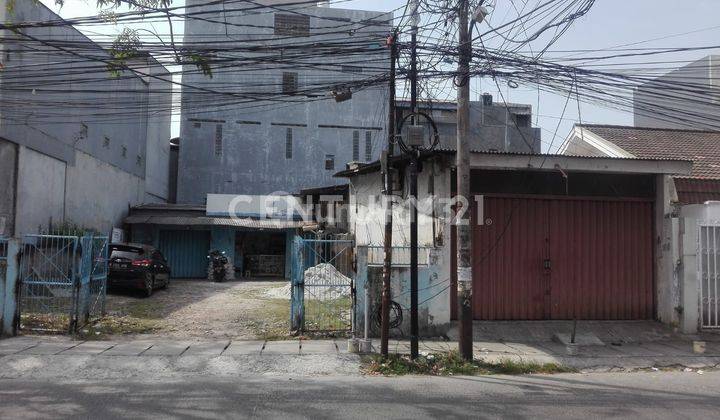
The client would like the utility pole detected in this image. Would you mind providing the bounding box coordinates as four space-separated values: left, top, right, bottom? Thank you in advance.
456 0 474 361
380 32 398 358
408 0 420 361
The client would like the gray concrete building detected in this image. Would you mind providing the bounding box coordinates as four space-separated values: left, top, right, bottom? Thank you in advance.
177 0 392 203
397 94 542 153
0 0 172 236
634 55 720 130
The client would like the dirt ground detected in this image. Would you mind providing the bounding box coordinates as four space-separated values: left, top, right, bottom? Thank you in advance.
83 279 291 341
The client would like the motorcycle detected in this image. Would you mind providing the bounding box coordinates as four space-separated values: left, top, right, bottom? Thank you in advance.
207 250 228 283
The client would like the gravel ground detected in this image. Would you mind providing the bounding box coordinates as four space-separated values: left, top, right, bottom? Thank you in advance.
103 279 291 340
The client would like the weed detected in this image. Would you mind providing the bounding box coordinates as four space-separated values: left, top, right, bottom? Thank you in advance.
363 351 577 376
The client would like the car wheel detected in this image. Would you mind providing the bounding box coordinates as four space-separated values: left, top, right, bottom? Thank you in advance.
144 274 154 298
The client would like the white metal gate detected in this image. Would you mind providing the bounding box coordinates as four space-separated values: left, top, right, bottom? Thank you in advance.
699 224 720 329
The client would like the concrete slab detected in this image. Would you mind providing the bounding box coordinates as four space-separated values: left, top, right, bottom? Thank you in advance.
102 341 154 356
553 333 605 346
473 342 518 354
18 341 83 355
222 340 265 356
503 342 555 355
262 340 300 355
142 342 191 357
60 341 116 355
0 338 41 355
299 340 338 355
182 341 230 357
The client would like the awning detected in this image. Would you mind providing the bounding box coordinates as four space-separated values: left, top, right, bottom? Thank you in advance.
124 215 308 230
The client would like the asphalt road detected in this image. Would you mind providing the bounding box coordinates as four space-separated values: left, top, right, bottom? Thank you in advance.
0 371 718 419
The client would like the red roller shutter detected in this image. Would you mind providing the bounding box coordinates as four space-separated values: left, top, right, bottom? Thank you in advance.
472 196 654 320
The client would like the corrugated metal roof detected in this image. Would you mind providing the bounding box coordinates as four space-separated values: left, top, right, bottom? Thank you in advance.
124 215 307 229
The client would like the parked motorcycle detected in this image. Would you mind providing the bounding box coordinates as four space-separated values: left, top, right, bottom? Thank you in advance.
207 250 228 283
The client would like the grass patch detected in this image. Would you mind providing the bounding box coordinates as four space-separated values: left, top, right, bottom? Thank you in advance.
75 316 159 340
20 313 72 333
363 351 576 376
247 297 292 341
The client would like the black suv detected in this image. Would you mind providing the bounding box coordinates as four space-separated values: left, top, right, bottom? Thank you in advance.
108 243 171 297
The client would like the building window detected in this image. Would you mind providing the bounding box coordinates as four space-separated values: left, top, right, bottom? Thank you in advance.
325 154 335 171
365 132 372 161
282 72 298 95
121 146 127 158
514 113 531 127
136 155 142 166
274 14 310 37
215 124 223 157
103 136 110 148
352 131 360 161
193 122 201 128
286 128 293 159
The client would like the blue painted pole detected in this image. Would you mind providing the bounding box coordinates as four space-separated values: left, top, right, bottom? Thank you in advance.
2 239 20 337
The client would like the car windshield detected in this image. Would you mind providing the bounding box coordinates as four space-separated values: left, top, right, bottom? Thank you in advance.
110 246 144 260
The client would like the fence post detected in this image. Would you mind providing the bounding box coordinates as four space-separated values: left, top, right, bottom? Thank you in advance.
290 236 305 332
2 239 20 337
76 235 93 330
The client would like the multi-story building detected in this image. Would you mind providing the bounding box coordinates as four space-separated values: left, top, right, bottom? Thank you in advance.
0 0 172 236
177 0 392 203
634 55 720 130
397 93 542 153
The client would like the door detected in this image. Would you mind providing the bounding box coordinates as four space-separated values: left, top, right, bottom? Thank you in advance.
472 196 654 320
158 230 211 279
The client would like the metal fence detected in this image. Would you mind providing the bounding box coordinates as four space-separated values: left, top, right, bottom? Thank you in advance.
17 234 108 333
0 237 8 292
291 238 355 334
87 236 109 319
700 224 720 329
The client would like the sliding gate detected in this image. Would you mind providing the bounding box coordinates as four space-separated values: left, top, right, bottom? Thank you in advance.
700 224 720 329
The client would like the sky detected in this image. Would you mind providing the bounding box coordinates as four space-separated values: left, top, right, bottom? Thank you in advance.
40 0 720 150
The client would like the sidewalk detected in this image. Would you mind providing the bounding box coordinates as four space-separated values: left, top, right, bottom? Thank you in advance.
1 335 719 379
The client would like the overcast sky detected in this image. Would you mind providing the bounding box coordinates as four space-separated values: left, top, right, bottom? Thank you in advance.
41 0 720 149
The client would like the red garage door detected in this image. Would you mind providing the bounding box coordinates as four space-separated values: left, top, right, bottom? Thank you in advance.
472 196 654 320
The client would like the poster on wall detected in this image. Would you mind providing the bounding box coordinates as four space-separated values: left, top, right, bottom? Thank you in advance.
111 228 124 243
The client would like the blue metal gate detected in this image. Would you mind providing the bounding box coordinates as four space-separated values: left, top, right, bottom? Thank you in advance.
158 230 211 278
17 234 108 333
291 237 355 334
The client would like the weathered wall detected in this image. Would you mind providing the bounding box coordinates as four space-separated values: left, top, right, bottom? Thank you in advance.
0 0 171 235
350 158 454 336
14 146 146 235
15 147 66 235
177 1 391 203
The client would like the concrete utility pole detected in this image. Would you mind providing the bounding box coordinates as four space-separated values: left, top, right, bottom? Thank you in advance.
408 0 420 361
380 32 398 358
456 0 474 361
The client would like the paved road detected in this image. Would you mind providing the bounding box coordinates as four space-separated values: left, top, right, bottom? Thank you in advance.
0 371 718 419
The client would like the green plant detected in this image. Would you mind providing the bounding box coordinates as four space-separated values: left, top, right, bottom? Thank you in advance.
363 351 577 376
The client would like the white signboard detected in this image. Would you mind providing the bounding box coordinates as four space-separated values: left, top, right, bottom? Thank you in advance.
207 194 305 220
111 228 124 243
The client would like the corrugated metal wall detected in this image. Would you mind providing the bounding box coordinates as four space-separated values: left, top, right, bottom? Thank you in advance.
472 196 654 320
158 230 211 279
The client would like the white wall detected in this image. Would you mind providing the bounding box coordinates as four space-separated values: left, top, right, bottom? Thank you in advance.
348 159 453 247
14 146 145 235
64 150 145 234
15 147 65 234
